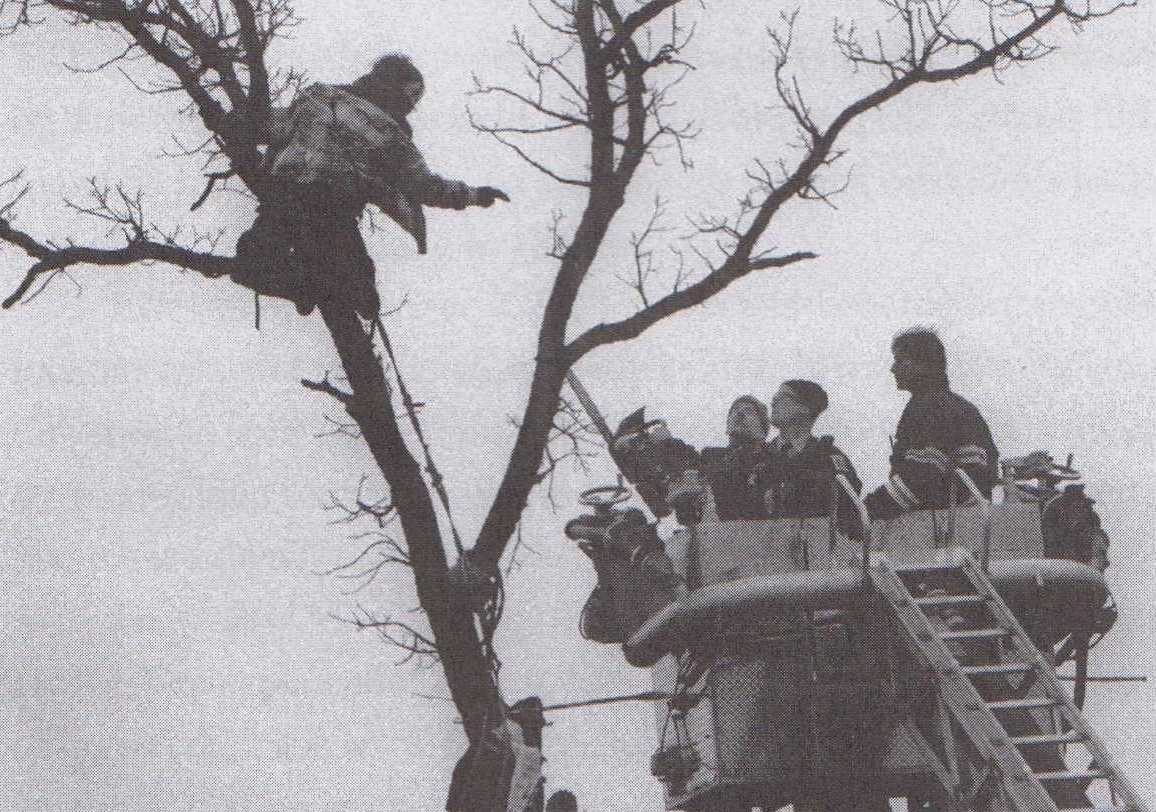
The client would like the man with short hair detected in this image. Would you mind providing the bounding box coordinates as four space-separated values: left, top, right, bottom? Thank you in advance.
233 52 509 316
760 380 862 529
865 327 999 520
698 395 774 521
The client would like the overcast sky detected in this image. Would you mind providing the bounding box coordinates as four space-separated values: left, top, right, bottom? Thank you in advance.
1 1 1154 810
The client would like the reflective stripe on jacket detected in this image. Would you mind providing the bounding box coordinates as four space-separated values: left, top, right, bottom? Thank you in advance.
867 386 999 519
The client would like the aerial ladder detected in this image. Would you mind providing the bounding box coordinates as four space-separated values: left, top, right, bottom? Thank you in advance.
873 548 1147 812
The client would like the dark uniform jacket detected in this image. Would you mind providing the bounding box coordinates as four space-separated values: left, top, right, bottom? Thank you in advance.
700 442 772 521
865 385 998 520
759 435 862 524
700 436 862 529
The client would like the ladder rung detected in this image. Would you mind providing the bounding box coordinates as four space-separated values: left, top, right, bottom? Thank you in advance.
1034 769 1110 782
987 697 1056 710
940 628 1010 640
962 662 1033 676
915 593 985 607
1011 732 1084 746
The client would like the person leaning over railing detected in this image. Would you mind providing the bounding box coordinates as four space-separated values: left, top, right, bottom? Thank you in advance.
695 394 775 521
666 385 863 535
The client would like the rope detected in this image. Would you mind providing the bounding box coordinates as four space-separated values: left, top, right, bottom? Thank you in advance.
413 690 671 713
543 691 670 712
372 315 465 556
368 317 506 684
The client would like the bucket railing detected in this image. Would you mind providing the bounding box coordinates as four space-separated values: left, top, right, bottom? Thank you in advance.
947 467 993 571
833 473 872 586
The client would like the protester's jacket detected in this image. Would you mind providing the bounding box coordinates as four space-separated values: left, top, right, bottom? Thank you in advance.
759 436 863 530
264 83 478 254
865 385 998 519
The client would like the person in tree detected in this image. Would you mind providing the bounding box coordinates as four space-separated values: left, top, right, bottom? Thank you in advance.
864 327 999 519
231 53 509 317
759 380 862 534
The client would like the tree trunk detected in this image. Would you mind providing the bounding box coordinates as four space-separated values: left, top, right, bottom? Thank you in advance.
473 359 567 570
321 305 502 742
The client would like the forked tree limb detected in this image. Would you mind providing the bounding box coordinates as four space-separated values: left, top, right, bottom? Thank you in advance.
0 216 233 309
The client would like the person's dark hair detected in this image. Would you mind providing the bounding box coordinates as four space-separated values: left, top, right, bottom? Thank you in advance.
348 52 424 108
729 394 769 434
782 379 828 419
546 790 578 812
892 326 947 373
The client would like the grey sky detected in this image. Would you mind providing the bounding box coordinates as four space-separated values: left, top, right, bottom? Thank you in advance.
1 1 1154 809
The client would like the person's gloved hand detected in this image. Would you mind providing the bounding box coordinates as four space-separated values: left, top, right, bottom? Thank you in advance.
474 186 510 207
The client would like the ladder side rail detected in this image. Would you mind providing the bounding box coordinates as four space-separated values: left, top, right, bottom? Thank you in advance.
885 637 965 806
957 554 1152 812
888 628 972 808
933 692 963 796
953 469 994 572
870 561 1059 811
880 582 986 804
835 472 872 584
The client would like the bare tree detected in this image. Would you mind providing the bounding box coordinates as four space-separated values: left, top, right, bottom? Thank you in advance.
0 0 1131 802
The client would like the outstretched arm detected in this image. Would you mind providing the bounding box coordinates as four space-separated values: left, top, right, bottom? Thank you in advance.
389 139 509 210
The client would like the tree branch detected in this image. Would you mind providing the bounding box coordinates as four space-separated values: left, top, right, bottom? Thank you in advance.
17 1 300 189
0 214 232 309
597 0 684 62
336 605 440 665
301 373 354 405
567 250 817 360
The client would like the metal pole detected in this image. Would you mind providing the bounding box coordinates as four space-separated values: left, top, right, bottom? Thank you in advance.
953 468 993 572
564 370 615 446
835 473 871 587
564 370 659 523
